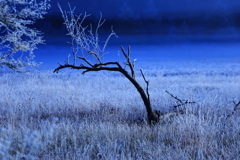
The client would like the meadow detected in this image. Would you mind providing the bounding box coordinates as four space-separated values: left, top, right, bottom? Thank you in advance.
0 43 240 159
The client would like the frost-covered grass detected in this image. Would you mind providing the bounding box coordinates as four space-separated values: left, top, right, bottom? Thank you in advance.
0 60 240 159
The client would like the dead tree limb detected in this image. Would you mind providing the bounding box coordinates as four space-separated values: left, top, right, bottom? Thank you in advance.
165 90 196 109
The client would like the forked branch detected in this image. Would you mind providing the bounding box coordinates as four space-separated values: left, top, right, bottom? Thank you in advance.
140 69 150 102
165 90 196 109
121 46 135 79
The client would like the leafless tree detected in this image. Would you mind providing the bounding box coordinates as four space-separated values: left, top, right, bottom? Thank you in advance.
54 4 162 125
0 0 50 72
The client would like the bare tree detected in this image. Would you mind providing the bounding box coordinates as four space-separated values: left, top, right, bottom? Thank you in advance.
54 4 161 125
0 0 50 72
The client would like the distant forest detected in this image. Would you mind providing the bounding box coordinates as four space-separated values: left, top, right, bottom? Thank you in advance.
34 0 240 44
36 12 240 35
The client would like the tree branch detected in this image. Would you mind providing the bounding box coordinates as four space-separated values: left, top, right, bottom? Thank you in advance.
0 0 49 72
140 69 150 101
121 46 135 79
102 26 117 53
54 62 122 74
165 90 196 109
77 56 94 67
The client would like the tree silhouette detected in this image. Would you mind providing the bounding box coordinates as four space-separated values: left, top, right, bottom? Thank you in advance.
54 4 161 125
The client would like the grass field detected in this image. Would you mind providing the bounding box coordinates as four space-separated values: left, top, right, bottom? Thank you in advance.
0 43 240 159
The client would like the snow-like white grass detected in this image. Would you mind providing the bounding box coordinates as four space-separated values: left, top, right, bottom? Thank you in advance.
0 55 240 159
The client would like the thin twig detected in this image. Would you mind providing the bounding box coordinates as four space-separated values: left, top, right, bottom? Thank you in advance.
102 26 117 53
165 90 182 104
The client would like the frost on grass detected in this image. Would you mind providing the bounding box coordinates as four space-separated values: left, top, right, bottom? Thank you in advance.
0 0 50 72
0 70 239 159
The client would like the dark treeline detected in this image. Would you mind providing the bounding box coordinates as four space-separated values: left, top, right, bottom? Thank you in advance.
35 12 240 36
33 0 240 44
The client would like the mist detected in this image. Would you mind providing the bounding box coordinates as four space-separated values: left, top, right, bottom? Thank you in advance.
29 0 240 70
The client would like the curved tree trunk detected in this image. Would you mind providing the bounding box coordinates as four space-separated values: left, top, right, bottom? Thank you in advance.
118 67 160 125
54 6 160 125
